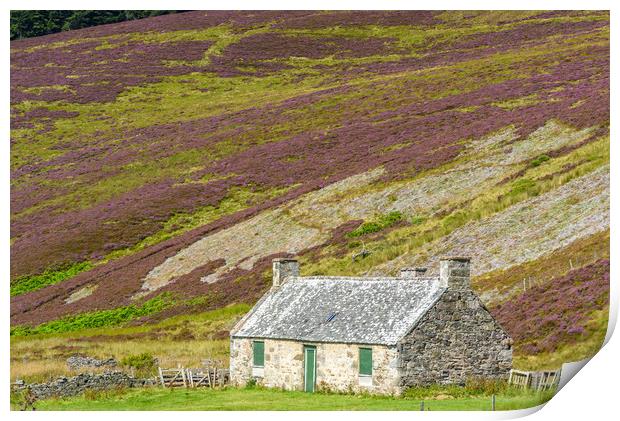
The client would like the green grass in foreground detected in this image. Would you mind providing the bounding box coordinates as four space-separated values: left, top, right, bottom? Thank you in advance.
32 386 554 411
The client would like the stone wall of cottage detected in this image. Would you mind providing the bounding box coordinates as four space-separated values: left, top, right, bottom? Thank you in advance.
262 339 305 390
230 338 253 386
397 289 513 387
230 337 401 395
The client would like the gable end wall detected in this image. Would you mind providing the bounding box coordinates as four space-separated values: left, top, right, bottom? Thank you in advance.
397 289 512 386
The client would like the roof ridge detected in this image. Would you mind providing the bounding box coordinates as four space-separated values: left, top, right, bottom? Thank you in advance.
291 275 440 281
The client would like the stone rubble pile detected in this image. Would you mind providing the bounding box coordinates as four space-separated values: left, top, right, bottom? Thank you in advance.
66 355 118 370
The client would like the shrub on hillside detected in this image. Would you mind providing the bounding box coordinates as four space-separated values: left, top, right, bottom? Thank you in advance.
530 154 551 167
121 353 157 377
347 211 404 238
121 353 156 370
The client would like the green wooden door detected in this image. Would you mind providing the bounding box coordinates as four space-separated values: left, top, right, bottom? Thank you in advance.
304 345 316 392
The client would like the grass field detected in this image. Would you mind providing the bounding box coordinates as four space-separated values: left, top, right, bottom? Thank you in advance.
10 304 248 383
28 386 554 411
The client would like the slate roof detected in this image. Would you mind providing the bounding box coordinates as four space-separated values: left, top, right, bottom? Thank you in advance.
232 276 446 345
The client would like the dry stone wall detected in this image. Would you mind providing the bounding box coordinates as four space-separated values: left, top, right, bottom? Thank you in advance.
17 372 156 400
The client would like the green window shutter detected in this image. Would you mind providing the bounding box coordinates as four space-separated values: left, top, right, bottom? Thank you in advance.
359 347 372 376
253 341 264 367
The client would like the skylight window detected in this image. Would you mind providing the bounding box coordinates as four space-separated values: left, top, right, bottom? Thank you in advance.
326 312 338 323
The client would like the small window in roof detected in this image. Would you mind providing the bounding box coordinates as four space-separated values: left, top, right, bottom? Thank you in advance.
325 312 338 322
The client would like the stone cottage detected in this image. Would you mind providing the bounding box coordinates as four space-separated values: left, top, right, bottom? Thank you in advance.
230 257 512 395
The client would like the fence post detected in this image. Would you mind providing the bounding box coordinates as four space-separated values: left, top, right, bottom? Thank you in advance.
188 369 194 388
492 394 496 411
526 372 531 389
158 367 165 387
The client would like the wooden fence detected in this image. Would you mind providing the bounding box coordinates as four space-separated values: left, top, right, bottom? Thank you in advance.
508 369 560 391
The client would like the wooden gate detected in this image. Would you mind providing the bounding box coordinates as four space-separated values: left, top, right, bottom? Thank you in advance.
508 369 531 389
158 365 229 388
158 368 188 388
534 370 560 391
508 369 560 391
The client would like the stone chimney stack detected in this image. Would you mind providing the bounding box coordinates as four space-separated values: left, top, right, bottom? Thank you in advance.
439 257 471 290
400 267 428 279
272 258 299 288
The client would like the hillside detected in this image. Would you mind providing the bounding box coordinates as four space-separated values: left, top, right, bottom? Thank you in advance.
10 11 609 373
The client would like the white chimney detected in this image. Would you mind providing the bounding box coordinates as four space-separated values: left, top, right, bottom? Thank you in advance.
439 256 471 290
272 258 299 287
